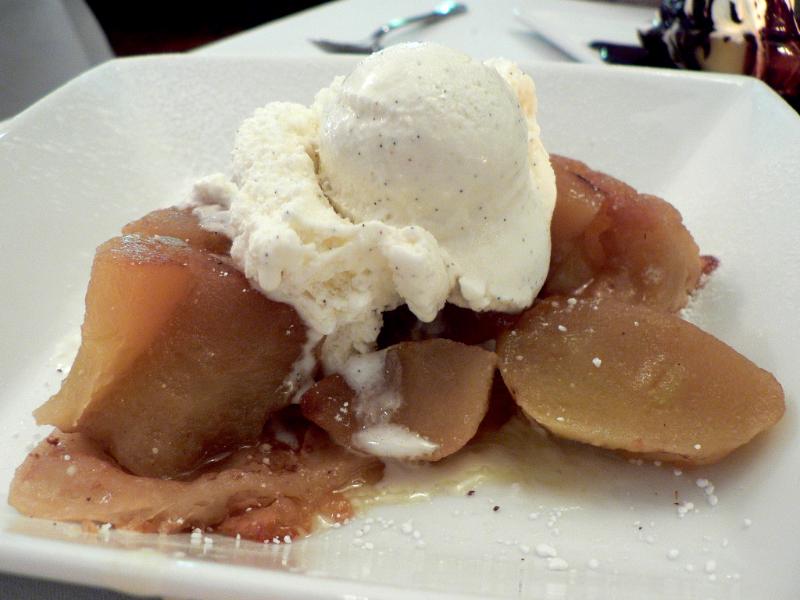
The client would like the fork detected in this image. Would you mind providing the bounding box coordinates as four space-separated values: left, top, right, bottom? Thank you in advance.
310 1 468 54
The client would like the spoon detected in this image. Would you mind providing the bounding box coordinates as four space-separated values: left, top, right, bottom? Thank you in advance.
310 1 468 54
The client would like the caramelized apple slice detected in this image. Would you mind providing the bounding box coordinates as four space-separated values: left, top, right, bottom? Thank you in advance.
498 297 784 465
122 207 231 254
549 156 606 251
35 234 306 477
302 339 496 461
9 423 382 541
547 155 704 313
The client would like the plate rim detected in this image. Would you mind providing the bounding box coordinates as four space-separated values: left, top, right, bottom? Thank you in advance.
3 53 797 140
0 529 487 600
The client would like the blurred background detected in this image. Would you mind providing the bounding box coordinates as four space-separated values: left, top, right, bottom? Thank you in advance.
1 0 663 120
84 1 327 54
1 0 330 119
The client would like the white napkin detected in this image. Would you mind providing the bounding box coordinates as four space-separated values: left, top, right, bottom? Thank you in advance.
0 0 112 119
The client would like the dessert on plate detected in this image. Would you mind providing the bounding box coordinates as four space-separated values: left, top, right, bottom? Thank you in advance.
9 43 785 543
640 0 800 108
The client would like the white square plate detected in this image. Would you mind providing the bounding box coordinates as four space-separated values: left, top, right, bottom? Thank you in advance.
1 56 798 599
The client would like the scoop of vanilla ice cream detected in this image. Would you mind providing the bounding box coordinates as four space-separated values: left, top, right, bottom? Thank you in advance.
194 43 555 374
315 43 555 312
194 102 451 372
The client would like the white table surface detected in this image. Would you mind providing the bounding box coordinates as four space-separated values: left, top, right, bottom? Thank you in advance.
1 1 656 598
195 0 655 62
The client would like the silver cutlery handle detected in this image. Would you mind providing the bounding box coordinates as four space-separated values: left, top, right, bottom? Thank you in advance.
371 2 468 39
